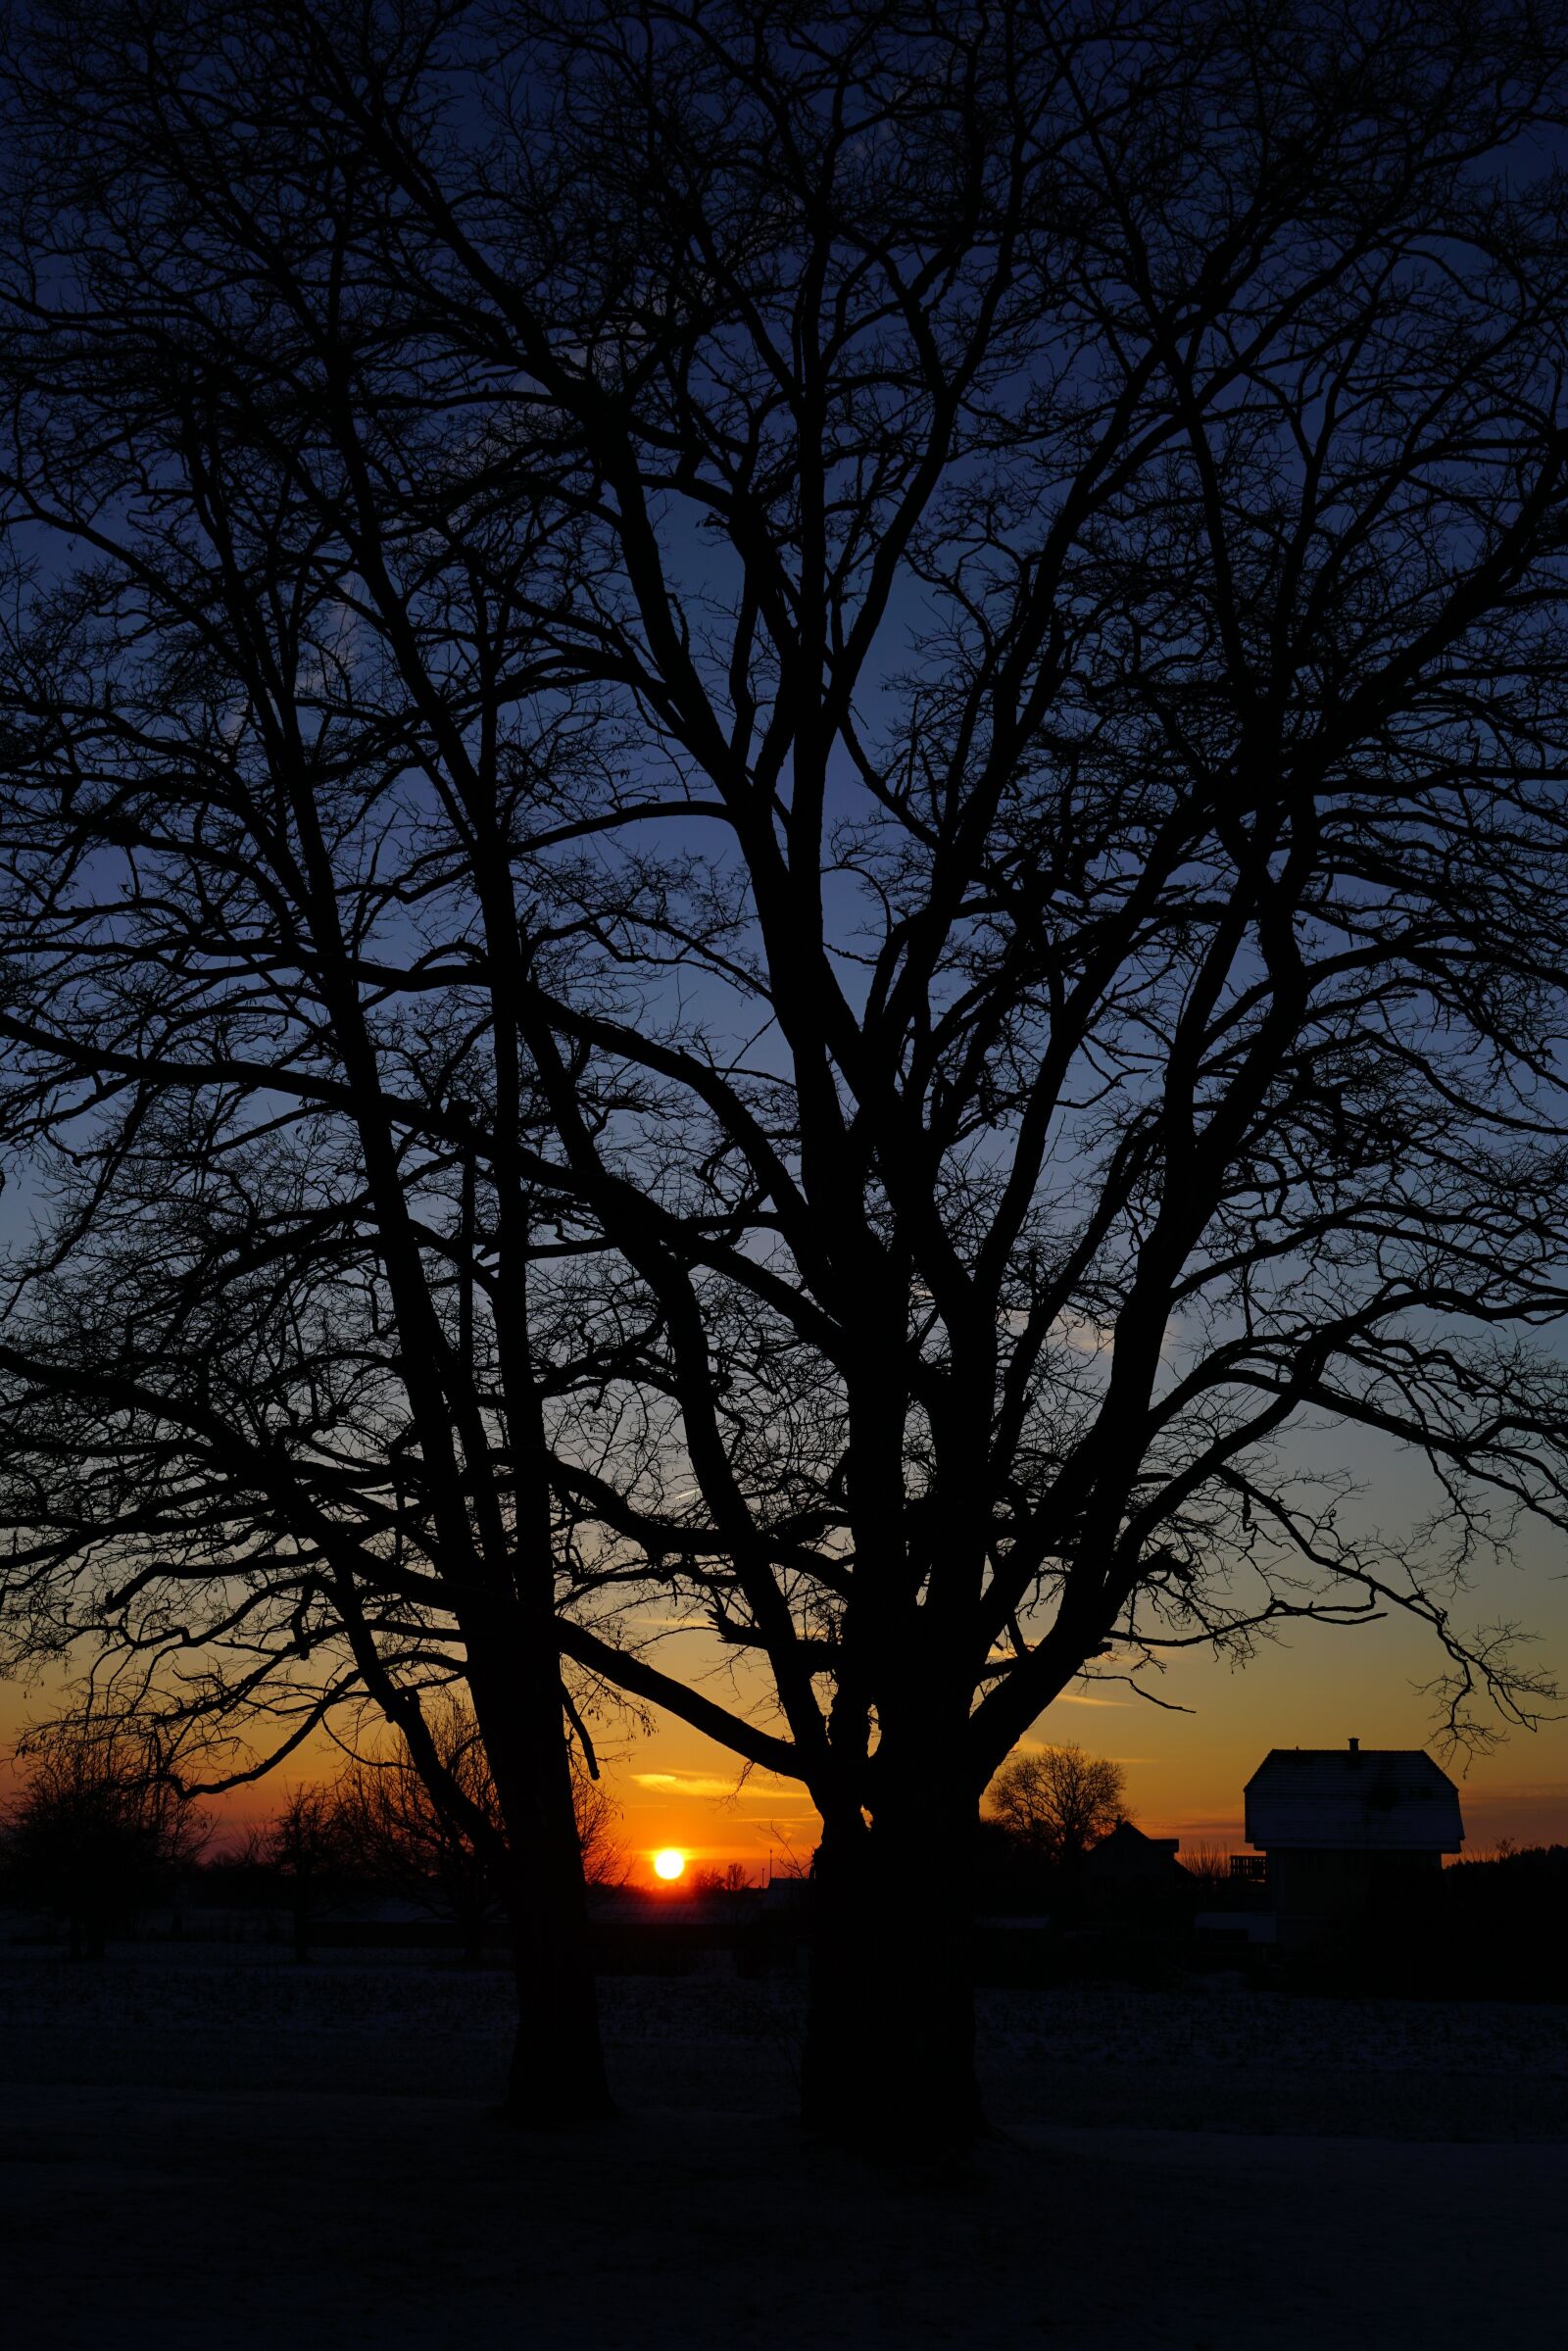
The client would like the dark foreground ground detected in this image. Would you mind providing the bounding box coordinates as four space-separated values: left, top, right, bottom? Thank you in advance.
3 1945 1564 2349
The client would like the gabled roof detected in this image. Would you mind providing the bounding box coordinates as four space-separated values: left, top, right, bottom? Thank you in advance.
1244 1745 1463 1853
1082 1819 1186 1878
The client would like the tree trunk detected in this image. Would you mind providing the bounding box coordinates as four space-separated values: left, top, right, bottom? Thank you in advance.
460 1899 484 1967
471 1659 615 2128
801 1782 982 2151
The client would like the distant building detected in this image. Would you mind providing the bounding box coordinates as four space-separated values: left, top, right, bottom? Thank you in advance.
1081 1818 1185 1884
1079 1818 1194 1915
1244 1739 1464 1943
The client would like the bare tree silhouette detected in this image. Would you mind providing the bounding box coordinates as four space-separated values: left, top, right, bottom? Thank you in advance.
1178 1842 1233 1895
3 0 1568 2147
0 0 644 2125
1 1725 211 1957
988 1746 1128 1868
333 1691 624 1960
248 1787 357 1966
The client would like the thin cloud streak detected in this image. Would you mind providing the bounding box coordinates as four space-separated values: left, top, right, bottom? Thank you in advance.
629 1769 806 1801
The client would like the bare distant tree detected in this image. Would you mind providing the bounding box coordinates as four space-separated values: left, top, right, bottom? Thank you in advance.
249 1787 357 1966
987 1747 1128 1869
569 1771 627 1893
1 1726 210 1957
3 0 1568 2154
1179 1842 1234 1894
334 1702 505 1965
687 1862 756 1895
334 1692 624 1960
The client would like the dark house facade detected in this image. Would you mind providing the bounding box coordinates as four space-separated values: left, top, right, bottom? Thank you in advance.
1244 1739 1464 1944
1078 1818 1195 1921
1081 1818 1189 1888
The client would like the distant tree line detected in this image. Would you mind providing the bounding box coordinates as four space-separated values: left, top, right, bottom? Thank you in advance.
6 1717 1564 2008
1315 1842 1568 2004
1 1699 622 1961
0 1729 210 1958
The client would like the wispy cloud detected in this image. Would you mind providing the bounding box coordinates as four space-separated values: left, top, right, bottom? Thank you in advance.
628 1768 806 1802
1007 1739 1151 1765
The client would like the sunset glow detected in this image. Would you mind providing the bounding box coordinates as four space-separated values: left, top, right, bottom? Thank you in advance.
652 1847 686 1882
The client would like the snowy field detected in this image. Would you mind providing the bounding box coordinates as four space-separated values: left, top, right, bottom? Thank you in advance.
3 1944 1565 2348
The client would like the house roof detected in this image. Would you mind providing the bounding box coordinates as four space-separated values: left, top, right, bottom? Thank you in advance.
1244 1744 1463 1853
1082 1819 1186 1877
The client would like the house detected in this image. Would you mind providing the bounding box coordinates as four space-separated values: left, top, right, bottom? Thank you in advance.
1078 1818 1195 1916
1243 1739 1464 1943
1081 1818 1187 1886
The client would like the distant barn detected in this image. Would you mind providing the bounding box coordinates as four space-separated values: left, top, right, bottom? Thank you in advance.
1244 1739 1464 1942
1077 1818 1197 1923
1081 1818 1190 1890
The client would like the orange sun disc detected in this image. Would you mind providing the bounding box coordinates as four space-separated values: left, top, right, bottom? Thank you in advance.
653 1848 686 1882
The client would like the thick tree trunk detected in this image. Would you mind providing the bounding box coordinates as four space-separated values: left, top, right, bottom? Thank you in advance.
801 1784 982 2151
460 1900 484 1967
471 1658 614 2128
501 1818 612 2128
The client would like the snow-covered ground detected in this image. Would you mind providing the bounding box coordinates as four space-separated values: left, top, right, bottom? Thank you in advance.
3 1945 1564 2348
3 1940 1563 2131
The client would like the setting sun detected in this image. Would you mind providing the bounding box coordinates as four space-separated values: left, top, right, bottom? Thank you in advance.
652 1848 686 1883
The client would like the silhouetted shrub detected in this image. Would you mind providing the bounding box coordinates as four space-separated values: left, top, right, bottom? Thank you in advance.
0 1729 210 1955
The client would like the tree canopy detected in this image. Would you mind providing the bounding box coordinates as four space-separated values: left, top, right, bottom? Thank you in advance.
988 1745 1127 1867
2 0 1568 2138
